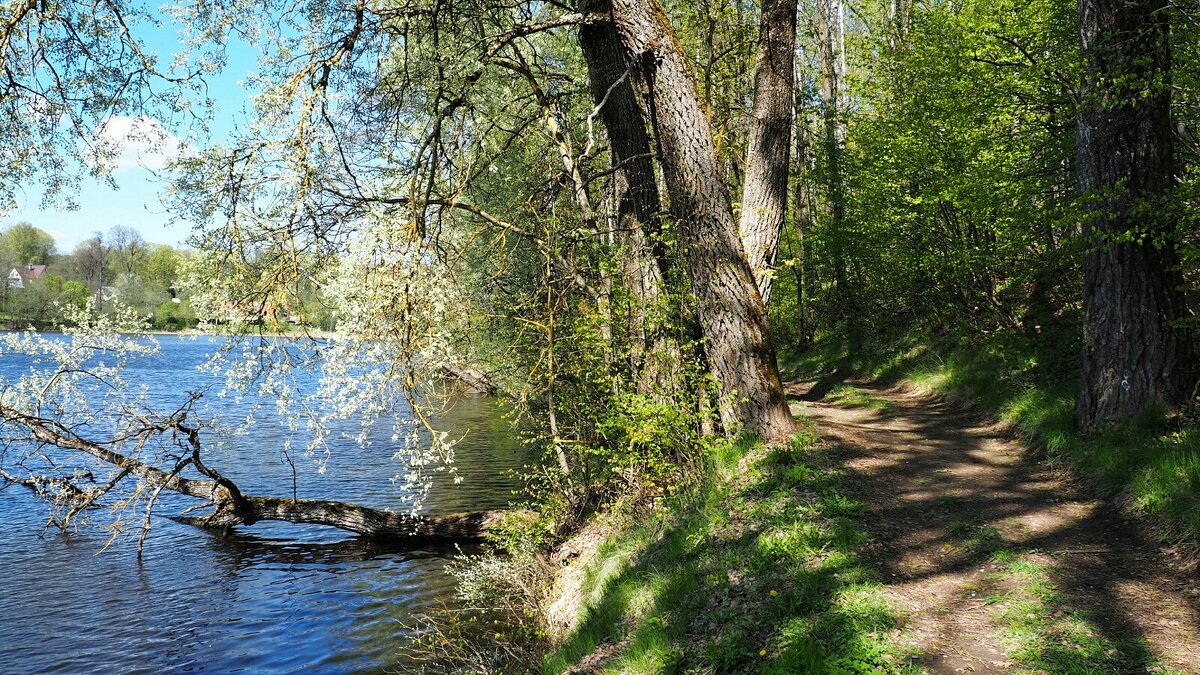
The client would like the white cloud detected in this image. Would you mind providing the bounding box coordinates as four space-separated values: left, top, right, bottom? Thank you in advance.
93 116 195 172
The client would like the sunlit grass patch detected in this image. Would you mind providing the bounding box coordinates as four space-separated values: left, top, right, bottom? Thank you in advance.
947 522 1005 558
984 551 1181 674
829 384 891 410
544 431 917 673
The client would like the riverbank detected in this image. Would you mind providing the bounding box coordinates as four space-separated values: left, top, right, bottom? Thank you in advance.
530 333 1200 672
540 429 917 672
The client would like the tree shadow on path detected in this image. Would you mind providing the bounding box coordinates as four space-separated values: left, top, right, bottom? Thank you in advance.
793 380 1200 674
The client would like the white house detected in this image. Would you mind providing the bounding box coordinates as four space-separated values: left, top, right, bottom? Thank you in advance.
6 265 47 289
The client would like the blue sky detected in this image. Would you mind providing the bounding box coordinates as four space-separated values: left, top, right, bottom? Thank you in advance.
3 15 262 253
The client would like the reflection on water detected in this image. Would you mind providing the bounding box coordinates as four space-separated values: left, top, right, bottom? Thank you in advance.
0 334 529 673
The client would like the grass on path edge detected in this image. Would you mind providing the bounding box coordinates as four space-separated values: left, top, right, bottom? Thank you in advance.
544 426 918 674
784 334 1200 557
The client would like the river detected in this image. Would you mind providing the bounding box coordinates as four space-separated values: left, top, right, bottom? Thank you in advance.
0 334 529 673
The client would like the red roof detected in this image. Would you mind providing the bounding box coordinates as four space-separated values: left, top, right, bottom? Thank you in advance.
19 264 47 279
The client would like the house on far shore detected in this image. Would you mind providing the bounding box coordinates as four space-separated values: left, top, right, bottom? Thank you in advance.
7 264 47 289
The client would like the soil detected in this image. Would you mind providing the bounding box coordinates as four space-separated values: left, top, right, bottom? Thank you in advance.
789 377 1200 674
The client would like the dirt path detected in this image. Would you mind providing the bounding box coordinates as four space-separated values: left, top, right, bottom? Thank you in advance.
790 378 1200 674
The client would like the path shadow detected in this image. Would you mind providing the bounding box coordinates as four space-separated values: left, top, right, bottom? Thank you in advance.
788 370 846 403
795 384 1200 672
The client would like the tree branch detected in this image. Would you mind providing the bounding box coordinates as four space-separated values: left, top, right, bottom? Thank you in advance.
0 404 514 543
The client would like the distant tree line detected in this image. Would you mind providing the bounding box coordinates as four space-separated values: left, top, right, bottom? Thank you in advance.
0 222 195 329
0 222 339 332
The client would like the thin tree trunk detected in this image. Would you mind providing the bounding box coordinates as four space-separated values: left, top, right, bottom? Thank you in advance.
739 0 798 306
886 0 911 51
595 0 795 441
815 0 851 323
1075 0 1190 431
792 121 816 348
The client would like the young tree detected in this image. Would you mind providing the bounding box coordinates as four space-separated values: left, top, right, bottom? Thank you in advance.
816 0 851 304
1075 0 1191 431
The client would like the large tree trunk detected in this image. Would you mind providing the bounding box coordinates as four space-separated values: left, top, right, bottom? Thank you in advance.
738 0 798 306
577 4 681 399
595 0 795 441
1075 0 1190 431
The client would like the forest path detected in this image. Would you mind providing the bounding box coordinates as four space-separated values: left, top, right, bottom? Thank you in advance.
788 378 1200 674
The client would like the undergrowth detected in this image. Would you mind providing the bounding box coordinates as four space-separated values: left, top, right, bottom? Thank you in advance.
395 532 553 673
543 425 917 673
783 330 1200 548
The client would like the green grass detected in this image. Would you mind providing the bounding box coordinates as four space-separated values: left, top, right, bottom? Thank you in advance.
783 330 1200 547
543 427 917 674
947 522 1004 558
828 384 891 410
982 550 1182 674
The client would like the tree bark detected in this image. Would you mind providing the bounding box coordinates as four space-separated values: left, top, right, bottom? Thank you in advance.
1075 0 1190 431
738 0 798 306
594 0 795 441
577 3 681 399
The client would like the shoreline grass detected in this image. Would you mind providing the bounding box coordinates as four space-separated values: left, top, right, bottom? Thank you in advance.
543 427 917 674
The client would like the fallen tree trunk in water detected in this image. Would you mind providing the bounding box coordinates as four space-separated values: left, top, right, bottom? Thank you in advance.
174 498 512 541
0 403 513 544
442 364 496 395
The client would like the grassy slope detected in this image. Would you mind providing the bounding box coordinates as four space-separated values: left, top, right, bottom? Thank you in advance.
783 332 1200 551
541 330 1199 673
544 427 917 674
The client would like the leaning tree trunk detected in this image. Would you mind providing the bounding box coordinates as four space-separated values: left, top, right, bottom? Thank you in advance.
1075 0 1190 432
577 3 682 400
738 0 798 307
596 0 795 441
0 404 510 543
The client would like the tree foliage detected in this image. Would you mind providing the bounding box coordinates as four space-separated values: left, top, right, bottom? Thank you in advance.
2 0 1199 546
0 222 55 266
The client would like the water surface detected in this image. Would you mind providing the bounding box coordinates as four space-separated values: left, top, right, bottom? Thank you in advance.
0 334 527 673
